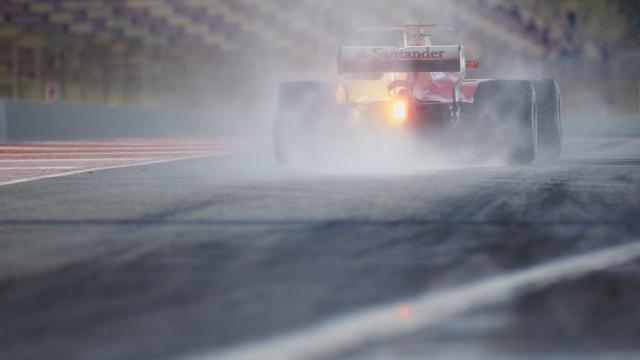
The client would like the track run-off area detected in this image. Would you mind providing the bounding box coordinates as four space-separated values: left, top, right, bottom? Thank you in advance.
0 139 247 186
1 136 640 360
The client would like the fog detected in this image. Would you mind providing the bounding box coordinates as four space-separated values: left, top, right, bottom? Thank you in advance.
175 0 638 176
2 3 640 360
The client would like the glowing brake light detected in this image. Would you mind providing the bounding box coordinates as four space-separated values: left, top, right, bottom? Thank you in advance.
388 98 408 126
466 59 480 69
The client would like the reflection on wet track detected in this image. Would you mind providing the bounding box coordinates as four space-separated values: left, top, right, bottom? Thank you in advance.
0 136 639 360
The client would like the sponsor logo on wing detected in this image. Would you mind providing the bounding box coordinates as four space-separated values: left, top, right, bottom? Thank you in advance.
371 47 448 60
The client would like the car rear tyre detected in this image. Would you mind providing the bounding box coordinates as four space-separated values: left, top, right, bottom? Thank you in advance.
533 79 562 161
472 80 537 165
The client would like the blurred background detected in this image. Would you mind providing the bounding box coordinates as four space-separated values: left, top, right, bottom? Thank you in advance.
0 0 638 131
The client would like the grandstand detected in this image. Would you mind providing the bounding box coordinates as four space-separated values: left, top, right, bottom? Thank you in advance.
0 0 636 113
479 0 631 59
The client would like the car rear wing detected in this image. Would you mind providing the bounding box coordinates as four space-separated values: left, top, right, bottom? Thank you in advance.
338 45 462 74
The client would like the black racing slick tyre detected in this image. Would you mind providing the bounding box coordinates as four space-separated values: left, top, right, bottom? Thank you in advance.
533 79 562 161
274 81 335 165
472 80 537 165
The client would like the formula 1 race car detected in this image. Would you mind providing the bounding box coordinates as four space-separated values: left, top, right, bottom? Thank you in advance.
274 23 562 165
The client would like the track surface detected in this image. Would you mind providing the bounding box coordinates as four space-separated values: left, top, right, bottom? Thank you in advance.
0 139 242 186
1 136 639 359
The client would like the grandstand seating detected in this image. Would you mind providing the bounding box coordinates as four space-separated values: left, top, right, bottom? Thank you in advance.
0 0 632 107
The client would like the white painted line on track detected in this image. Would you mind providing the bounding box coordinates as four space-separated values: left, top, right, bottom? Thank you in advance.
0 167 77 170
193 241 640 360
0 151 213 157
0 146 224 151
0 151 239 186
0 158 153 163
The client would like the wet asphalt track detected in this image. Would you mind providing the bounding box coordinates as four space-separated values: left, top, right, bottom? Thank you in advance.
1 136 640 360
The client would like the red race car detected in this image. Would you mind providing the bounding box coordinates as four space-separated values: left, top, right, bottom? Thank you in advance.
274 23 562 165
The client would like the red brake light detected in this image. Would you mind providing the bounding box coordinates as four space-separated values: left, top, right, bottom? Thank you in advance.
466 59 480 69
387 98 408 126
